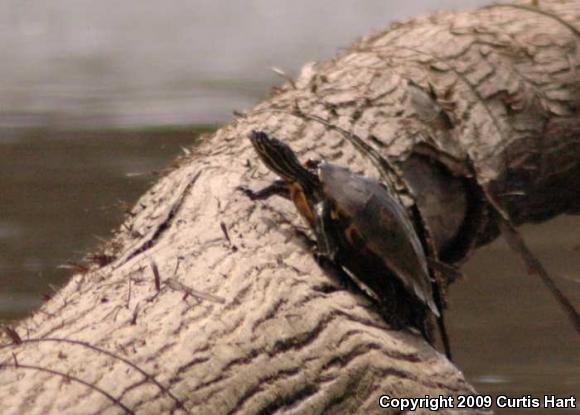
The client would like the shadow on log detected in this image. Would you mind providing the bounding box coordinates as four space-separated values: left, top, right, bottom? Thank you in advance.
1 1 579 413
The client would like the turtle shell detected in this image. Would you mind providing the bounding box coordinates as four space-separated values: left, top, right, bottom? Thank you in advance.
318 162 440 317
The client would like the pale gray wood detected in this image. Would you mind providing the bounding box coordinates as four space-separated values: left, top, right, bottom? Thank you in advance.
1 1 578 413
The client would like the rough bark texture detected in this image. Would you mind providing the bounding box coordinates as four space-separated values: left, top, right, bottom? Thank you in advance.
1 1 579 414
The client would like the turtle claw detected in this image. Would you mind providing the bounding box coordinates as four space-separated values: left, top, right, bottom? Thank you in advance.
237 185 255 199
237 180 290 201
313 251 328 266
313 249 334 265
313 254 347 288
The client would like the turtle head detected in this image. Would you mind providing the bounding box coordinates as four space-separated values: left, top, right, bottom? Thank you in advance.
249 130 319 191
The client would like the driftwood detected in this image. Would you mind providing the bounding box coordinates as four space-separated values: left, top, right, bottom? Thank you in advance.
1 1 579 414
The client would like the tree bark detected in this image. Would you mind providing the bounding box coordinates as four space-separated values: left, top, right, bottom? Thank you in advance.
1 1 579 414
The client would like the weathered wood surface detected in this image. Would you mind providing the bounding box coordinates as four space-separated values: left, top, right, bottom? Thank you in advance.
1 1 579 414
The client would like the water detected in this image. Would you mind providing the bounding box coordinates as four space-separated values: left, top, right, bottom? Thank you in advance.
0 127 209 318
0 0 490 128
450 220 580 414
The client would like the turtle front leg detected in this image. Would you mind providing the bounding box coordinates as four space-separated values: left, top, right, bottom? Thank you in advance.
238 180 290 201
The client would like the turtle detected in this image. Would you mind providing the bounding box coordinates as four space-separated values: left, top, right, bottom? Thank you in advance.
242 130 450 356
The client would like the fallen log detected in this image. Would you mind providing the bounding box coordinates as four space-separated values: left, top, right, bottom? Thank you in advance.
1 1 579 413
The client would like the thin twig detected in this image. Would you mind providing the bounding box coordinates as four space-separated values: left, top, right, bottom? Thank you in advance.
499 217 580 333
0 362 135 414
271 66 297 89
0 337 190 414
151 260 161 292
166 278 226 304
3 327 22 345
131 303 140 326
220 222 232 245
485 189 580 334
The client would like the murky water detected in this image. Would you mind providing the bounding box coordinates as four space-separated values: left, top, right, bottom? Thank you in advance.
451 219 580 414
0 128 209 318
0 0 490 128
1 130 578 414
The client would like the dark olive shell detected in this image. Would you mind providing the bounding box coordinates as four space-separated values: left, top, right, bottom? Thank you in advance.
318 162 439 317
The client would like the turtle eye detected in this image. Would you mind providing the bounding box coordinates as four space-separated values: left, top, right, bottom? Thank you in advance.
304 158 321 170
